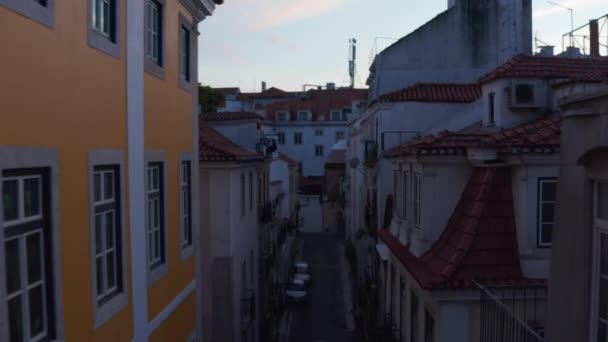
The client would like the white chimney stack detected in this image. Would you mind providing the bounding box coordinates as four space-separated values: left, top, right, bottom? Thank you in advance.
261 81 267 92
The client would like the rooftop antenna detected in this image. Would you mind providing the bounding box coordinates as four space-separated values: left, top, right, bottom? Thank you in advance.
547 1 574 47
348 38 357 89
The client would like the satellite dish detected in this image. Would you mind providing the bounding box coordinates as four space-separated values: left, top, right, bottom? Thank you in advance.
349 157 360 169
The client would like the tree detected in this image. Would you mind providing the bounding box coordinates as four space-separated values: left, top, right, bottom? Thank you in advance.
198 85 226 113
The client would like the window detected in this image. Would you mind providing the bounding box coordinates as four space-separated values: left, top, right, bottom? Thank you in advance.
278 132 285 145
414 173 421 227
147 162 166 270
488 92 495 126
88 0 120 58
298 111 309 121
393 170 398 212
180 161 192 249
537 178 557 247
144 0 164 77
315 145 324 157
314 129 323 136
425 311 435 342
277 112 289 121
402 171 408 219
294 132 303 145
336 131 345 142
0 0 55 28
240 174 245 217
178 14 192 90
411 292 419 342
249 172 253 211
3 169 57 341
331 111 342 121
593 182 608 342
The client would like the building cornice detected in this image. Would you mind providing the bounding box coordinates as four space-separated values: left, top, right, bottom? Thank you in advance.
180 0 221 22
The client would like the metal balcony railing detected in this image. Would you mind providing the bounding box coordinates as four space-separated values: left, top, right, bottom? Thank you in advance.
475 281 546 342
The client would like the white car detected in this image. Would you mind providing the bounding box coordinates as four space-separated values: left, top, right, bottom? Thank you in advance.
293 261 311 287
294 261 310 274
286 279 307 304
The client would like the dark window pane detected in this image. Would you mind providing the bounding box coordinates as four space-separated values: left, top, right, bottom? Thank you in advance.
95 214 103 254
23 178 41 217
598 321 607 342
600 276 608 320
542 203 555 223
105 211 114 249
28 285 45 337
94 173 102 202
26 233 42 284
154 199 159 228
3 179 19 221
541 224 553 244
148 232 154 262
602 234 608 275
8 296 23 342
542 181 557 201
104 172 114 200
96 257 104 296
154 230 160 259
106 251 116 289
6 238 21 294
599 182 608 220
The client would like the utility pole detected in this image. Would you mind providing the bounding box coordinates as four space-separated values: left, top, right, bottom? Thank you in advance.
348 38 357 89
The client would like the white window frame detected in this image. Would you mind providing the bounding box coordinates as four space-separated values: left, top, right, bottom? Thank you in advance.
145 151 168 285
297 111 309 121
331 111 342 121
402 171 409 220
92 0 112 37
145 0 162 64
180 153 193 260
0 147 64 342
414 173 421 228
537 178 557 247
336 131 345 142
592 181 608 341
276 111 289 122
294 132 303 145
315 145 324 157
314 129 323 136
178 13 193 90
88 150 128 328
277 132 285 145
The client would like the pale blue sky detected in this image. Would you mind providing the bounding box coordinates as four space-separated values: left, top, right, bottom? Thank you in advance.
198 0 607 92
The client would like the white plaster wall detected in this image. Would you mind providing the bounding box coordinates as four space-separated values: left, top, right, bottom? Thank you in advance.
210 120 259 152
511 162 559 279
272 123 349 176
298 194 324 232
270 158 290 218
438 302 470 342
206 168 232 258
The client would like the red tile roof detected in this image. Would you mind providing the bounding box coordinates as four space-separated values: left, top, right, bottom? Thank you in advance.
199 125 261 162
278 152 299 167
379 83 481 103
479 54 608 84
384 115 562 158
239 87 300 100
379 168 539 289
202 111 262 122
266 88 368 122
325 149 346 166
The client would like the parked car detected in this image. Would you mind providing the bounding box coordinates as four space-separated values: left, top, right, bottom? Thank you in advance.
285 279 307 304
292 261 312 287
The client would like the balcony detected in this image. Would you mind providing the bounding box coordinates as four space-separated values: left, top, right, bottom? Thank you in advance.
476 281 546 342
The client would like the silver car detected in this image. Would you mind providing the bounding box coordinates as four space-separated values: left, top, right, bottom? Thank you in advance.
286 279 307 304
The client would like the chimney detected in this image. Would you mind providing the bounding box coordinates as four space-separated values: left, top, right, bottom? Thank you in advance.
261 81 267 92
538 46 554 57
590 19 600 58
326 82 336 90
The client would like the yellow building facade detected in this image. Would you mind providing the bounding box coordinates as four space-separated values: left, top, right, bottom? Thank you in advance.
0 0 221 341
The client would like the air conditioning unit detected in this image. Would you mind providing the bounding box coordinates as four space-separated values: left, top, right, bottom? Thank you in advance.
508 81 547 109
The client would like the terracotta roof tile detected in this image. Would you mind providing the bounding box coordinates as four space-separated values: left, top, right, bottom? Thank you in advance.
199 125 261 162
266 88 367 122
202 111 262 122
479 54 608 84
379 83 481 103
379 168 539 289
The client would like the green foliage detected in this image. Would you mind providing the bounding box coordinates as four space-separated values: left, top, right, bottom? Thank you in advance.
198 85 226 113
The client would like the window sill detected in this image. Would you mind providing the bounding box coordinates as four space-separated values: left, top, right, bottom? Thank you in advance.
180 245 194 261
145 59 166 80
148 263 168 286
88 29 121 60
94 292 128 329
0 0 55 28
179 77 193 92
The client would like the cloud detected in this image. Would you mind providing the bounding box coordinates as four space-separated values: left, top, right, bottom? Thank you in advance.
268 33 303 53
241 0 350 31
533 0 597 19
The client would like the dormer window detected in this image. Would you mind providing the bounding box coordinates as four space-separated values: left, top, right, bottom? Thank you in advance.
298 111 310 121
331 111 342 121
276 111 289 121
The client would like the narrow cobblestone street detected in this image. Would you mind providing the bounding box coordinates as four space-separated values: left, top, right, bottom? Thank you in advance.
288 233 361 342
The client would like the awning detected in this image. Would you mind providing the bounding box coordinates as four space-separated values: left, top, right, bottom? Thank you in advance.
375 243 389 261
